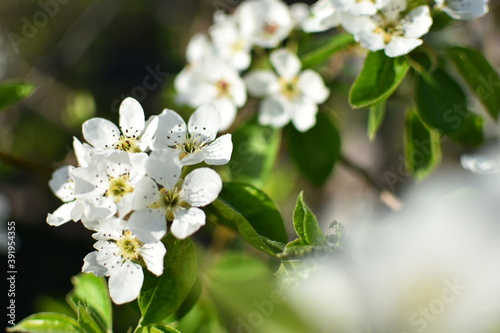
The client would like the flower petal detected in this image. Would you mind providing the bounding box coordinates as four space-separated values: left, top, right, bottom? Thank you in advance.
82 118 120 149
182 167 222 207
171 207 206 239
47 201 76 226
202 134 233 165
402 6 432 39
213 99 237 132
82 252 108 277
291 96 318 132
119 97 145 137
132 176 160 210
259 97 292 128
188 104 221 142
385 36 422 58
128 208 167 243
139 241 167 276
244 70 279 97
108 261 144 304
270 48 302 80
442 0 488 20
138 116 159 151
49 166 75 202
152 109 187 149
146 149 182 188
298 69 330 104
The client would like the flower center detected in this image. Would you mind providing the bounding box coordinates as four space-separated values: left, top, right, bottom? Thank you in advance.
107 174 134 203
175 133 208 160
375 20 403 43
279 77 300 100
150 187 190 221
215 79 231 98
116 231 143 261
263 22 279 35
114 136 142 153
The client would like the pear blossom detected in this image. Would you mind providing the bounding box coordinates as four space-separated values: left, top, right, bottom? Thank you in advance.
244 48 330 131
82 97 158 153
72 150 148 219
82 218 166 304
133 149 222 239
435 0 489 20
237 0 294 48
291 0 341 33
330 0 389 16
152 104 233 166
461 152 500 174
46 166 82 226
342 0 433 57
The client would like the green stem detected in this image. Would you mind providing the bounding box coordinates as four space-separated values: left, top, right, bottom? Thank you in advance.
0 150 53 178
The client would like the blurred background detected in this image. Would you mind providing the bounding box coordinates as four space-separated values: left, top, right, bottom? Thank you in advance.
1 0 500 331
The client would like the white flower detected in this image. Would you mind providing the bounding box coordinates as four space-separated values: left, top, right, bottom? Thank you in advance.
244 48 330 131
461 152 500 174
46 166 82 226
133 149 222 239
342 0 433 57
209 11 253 71
82 97 158 153
330 0 389 16
175 54 246 131
151 104 233 166
237 0 294 48
435 0 489 20
82 218 166 304
72 151 148 219
291 0 341 33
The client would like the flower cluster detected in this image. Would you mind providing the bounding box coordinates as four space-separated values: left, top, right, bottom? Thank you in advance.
47 98 232 304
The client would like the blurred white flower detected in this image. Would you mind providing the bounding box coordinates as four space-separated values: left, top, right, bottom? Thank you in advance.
331 0 389 16
244 48 329 131
287 173 500 333
82 97 158 153
435 0 489 20
175 54 247 131
237 0 294 48
342 0 433 57
133 149 222 239
291 0 341 33
82 218 166 304
152 104 233 166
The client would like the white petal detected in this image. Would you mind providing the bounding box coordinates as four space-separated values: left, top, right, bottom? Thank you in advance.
357 30 386 52
152 109 187 149
202 134 233 165
132 176 160 210
178 152 206 166
291 97 318 132
138 116 159 151
186 33 212 64
49 166 75 202
229 75 247 107
270 48 301 80
298 70 330 104
213 99 237 132
82 252 108 277
385 36 422 58
47 201 76 226
341 15 376 35
139 242 167 276
73 137 92 167
182 168 222 207
128 208 167 243
188 104 221 142
402 6 432 39
108 261 144 304
72 166 105 196
244 70 279 97
146 149 182 188
82 118 120 149
171 207 206 239
259 97 292 128
119 97 145 137
442 0 488 20
461 154 500 174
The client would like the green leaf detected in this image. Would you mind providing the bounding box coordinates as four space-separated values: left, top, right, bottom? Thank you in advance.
0 82 35 111
137 325 182 333
286 112 341 186
218 182 288 244
368 100 386 141
404 110 442 180
229 117 280 188
67 273 112 332
300 33 356 68
7 313 84 333
293 192 328 246
415 68 483 143
447 46 500 120
138 234 197 326
349 51 409 108
76 304 106 333
448 113 484 146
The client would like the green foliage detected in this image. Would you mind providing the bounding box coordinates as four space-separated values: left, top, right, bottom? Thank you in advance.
0 82 35 111
349 51 409 108
206 182 287 255
404 110 442 180
7 313 84 333
229 117 281 188
286 112 341 186
136 325 181 333
300 33 356 68
447 46 500 121
293 192 328 246
415 68 484 145
76 304 107 333
138 234 197 327
367 100 386 141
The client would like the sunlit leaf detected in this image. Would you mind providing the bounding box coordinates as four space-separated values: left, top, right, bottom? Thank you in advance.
293 192 328 246
7 313 84 333
0 82 35 111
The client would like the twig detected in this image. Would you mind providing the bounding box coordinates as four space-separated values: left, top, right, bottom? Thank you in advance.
0 150 53 178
